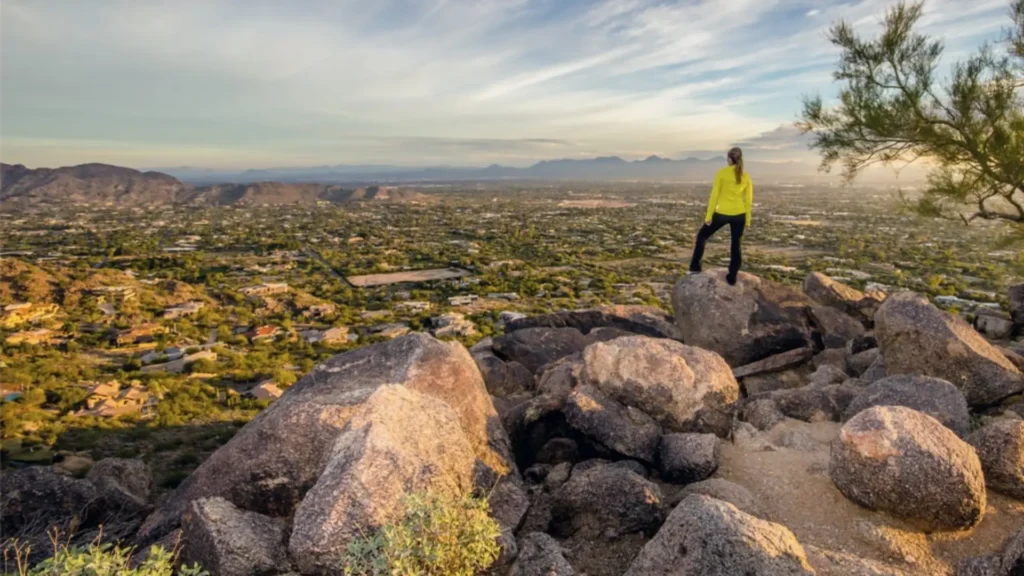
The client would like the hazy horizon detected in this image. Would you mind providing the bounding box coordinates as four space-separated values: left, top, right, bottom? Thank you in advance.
1 0 1013 170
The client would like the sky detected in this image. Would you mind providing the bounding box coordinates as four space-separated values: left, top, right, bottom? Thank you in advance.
0 0 1015 169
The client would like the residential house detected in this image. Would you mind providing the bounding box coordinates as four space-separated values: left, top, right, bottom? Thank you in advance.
448 295 479 306
240 282 289 297
140 347 184 365
431 313 477 338
89 286 137 302
79 381 157 418
303 304 336 319
114 323 163 346
301 326 348 344
245 381 283 401
369 323 411 339
246 325 283 342
1 302 59 328
163 301 205 319
394 301 431 313
141 350 217 374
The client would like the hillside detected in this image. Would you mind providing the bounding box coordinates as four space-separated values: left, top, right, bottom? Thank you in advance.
0 164 429 206
0 163 193 205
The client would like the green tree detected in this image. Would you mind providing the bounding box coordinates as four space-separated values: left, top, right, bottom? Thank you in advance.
799 1 1024 234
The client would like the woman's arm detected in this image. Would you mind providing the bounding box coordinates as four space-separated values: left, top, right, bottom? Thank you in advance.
704 173 721 223
744 179 754 226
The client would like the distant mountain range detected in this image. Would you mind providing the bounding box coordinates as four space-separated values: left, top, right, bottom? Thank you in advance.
158 155 834 184
0 163 428 206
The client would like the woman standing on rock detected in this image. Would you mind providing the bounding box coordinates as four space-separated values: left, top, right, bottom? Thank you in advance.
688 147 753 285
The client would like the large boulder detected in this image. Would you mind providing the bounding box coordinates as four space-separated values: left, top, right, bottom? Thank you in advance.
493 327 590 374
966 420 1024 499
489 476 531 566
580 335 739 431
551 464 666 538
975 309 1015 340
1 466 101 541
138 334 512 543
804 271 883 326
673 270 817 366
760 383 861 423
564 384 662 463
658 433 720 484
289 385 477 574
181 497 289 576
505 305 681 340
510 532 575 576
830 406 986 531
1010 284 1024 332
841 375 972 437
675 478 765 518
874 291 1024 407
809 304 866 349
624 494 815 576
957 528 1024 576
86 458 152 515
473 350 536 397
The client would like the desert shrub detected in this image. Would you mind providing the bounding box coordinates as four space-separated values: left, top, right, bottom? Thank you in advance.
3 537 206 576
343 491 500 576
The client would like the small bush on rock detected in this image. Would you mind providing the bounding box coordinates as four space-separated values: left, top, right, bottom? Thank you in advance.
343 491 501 576
3 535 206 576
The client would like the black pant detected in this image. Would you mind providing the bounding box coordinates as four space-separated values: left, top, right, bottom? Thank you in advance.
689 212 746 279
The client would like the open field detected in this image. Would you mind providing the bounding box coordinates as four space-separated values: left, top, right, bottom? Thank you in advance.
346 267 470 287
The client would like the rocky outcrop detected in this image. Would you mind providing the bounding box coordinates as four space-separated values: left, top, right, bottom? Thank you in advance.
564 385 662 463
1 466 101 540
139 334 512 544
804 271 883 326
580 335 739 431
740 398 787 431
551 464 665 538
658 433 720 484
86 458 152 515
673 270 817 366
874 291 1024 406
1010 284 1024 333
966 420 1024 499
830 406 986 531
760 383 861 423
181 497 289 576
841 375 972 437
847 348 880 377
489 476 531 566
807 364 849 388
505 305 681 340
624 494 815 576
675 478 765 518
510 532 574 576
473 350 536 396
733 348 814 379
805 546 911 576
810 304 866 348
493 327 590 374
957 528 1024 576
288 385 477 574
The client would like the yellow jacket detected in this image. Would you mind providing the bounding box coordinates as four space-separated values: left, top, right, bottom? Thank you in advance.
705 166 753 225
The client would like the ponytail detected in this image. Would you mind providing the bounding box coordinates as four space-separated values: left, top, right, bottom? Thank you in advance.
728 147 744 184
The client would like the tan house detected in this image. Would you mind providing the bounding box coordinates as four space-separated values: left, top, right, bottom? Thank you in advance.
114 323 163 346
1 303 59 328
240 282 289 297
246 381 283 401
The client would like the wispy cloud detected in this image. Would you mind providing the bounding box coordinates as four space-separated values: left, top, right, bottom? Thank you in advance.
0 0 1012 168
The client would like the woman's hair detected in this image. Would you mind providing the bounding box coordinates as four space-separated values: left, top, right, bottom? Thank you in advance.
727 147 744 184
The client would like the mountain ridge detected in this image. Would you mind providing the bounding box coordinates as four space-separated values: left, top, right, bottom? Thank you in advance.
0 163 429 206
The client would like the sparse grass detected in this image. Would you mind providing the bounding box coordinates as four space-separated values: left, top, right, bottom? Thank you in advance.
342 491 501 576
2 530 206 576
